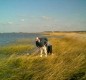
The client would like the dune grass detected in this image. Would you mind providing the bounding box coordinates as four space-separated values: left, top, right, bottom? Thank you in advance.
0 32 86 80
0 44 33 55
0 39 34 56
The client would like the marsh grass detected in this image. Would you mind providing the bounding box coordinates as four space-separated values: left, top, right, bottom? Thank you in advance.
0 32 86 80
0 45 33 55
0 38 34 56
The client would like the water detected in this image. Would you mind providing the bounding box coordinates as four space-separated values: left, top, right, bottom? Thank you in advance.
0 33 43 46
0 33 64 46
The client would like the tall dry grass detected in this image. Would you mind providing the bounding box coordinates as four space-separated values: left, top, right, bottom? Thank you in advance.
0 32 86 80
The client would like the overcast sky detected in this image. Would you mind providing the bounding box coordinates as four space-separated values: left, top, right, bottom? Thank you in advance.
0 0 86 33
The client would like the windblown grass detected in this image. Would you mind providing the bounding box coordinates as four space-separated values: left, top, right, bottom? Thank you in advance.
0 39 34 56
0 44 33 55
0 32 86 80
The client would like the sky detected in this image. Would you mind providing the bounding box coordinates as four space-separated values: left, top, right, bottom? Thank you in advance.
0 0 86 33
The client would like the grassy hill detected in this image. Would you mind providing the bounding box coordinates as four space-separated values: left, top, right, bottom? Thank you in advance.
0 32 86 80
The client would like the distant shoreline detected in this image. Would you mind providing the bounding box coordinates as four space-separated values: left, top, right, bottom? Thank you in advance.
44 31 86 33
0 31 86 34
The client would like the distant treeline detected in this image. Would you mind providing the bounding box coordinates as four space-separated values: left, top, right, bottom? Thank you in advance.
44 31 86 33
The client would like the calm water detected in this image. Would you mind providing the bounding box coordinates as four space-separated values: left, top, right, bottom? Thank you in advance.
0 33 43 45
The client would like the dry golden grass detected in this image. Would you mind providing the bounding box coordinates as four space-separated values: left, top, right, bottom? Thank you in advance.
0 32 86 80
